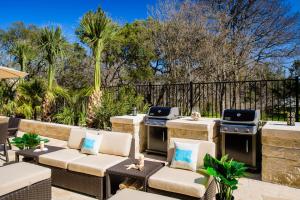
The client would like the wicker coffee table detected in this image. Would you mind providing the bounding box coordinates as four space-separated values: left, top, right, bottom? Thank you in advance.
105 158 164 198
15 145 64 163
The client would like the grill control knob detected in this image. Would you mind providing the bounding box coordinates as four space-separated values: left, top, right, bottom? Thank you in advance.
246 129 250 133
234 128 238 132
223 127 228 131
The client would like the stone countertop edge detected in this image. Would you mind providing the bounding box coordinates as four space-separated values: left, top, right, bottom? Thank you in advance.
110 114 146 125
262 121 300 133
166 117 220 131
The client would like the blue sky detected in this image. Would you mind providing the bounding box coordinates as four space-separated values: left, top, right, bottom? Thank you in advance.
0 0 299 42
0 0 157 42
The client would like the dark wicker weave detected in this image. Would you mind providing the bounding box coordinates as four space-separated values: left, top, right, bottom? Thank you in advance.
15 145 65 162
0 122 9 162
0 178 51 200
147 179 216 200
7 117 21 149
49 166 104 199
105 159 164 198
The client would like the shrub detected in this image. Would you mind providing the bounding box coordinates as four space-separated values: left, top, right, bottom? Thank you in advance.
94 86 148 129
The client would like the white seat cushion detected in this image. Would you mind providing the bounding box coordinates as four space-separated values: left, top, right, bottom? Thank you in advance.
68 128 86 149
99 132 132 157
109 189 178 200
148 166 210 198
0 162 51 196
39 149 86 169
68 154 127 177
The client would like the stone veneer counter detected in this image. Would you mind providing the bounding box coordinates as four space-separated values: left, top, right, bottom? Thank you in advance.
166 117 221 157
262 121 300 188
110 114 146 157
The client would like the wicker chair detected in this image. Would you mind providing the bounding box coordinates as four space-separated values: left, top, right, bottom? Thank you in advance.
0 122 9 162
7 117 21 149
147 138 216 200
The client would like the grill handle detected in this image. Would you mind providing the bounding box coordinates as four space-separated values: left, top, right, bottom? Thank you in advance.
246 140 249 153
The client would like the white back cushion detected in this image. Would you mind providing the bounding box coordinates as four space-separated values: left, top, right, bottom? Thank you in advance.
99 132 132 157
68 128 86 149
168 138 215 169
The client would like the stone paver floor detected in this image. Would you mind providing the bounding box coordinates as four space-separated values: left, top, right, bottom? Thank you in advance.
1 146 300 200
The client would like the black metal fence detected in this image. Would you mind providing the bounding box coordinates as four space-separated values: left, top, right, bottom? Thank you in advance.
109 77 300 121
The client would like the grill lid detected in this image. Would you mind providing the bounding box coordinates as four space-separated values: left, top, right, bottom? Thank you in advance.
148 106 172 117
147 106 179 118
221 109 260 125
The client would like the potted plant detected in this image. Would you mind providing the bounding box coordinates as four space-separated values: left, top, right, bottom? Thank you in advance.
11 133 49 150
201 154 247 200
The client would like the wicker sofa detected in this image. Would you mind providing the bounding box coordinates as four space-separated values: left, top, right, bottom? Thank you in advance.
0 162 51 200
147 138 216 200
38 128 135 200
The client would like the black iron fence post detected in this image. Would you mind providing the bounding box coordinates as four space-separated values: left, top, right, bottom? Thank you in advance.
296 76 299 122
189 81 193 114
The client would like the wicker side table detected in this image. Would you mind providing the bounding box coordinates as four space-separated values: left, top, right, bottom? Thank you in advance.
15 145 64 163
105 159 164 199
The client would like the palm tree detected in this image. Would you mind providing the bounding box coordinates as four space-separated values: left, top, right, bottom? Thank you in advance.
39 27 65 89
9 40 35 72
53 86 91 125
38 26 65 121
76 7 117 127
16 79 46 119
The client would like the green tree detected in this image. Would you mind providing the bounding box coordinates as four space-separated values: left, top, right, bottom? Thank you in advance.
8 40 36 72
15 79 47 119
119 21 156 83
53 86 91 126
38 26 65 121
39 26 65 89
57 43 93 90
76 7 117 127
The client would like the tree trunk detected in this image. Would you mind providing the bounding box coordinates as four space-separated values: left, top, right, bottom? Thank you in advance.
48 64 55 90
86 41 104 127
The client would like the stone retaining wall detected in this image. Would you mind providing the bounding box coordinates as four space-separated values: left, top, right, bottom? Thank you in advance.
0 116 83 141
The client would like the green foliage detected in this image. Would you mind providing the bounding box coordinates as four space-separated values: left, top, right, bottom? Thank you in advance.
53 86 91 126
12 133 49 150
39 26 66 89
15 79 47 119
8 39 36 72
0 81 17 115
94 86 148 129
201 154 247 200
57 43 92 90
76 7 117 90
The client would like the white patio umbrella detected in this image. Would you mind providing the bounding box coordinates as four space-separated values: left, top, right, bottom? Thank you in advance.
0 66 27 79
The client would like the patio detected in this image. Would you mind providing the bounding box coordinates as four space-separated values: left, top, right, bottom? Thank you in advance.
1 133 300 200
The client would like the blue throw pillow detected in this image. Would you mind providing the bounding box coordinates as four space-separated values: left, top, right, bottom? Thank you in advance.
170 141 199 171
174 149 193 163
81 133 102 155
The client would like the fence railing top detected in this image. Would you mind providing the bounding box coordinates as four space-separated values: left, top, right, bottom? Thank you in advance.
103 78 297 88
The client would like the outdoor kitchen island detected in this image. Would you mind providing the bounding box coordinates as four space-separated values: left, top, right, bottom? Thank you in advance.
262 121 300 188
110 115 220 158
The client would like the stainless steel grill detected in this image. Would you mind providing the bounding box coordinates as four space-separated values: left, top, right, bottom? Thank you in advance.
221 109 260 169
144 106 179 155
